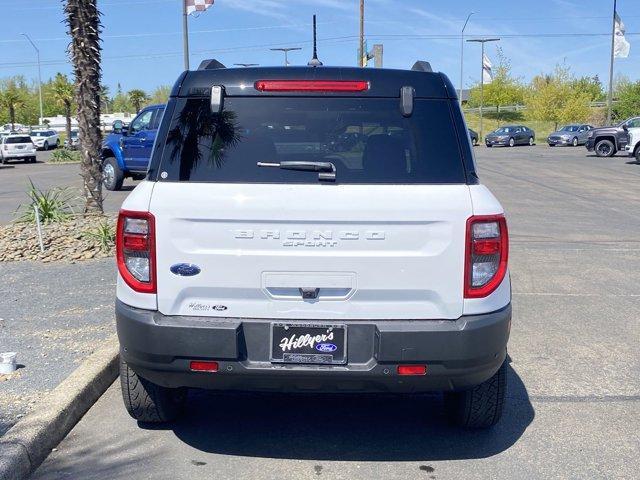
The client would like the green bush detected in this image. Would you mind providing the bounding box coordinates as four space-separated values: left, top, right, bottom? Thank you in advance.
49 148 81 163
83 219 116 252
15 179 77 224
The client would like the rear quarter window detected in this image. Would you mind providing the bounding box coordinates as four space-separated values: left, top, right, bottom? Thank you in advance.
157 96 466 184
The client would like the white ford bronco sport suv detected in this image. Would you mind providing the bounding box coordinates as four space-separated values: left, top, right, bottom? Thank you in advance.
116 60 511 428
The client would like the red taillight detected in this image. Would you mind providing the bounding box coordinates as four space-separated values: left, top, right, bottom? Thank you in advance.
190 361 219 372
116 210 156 294
464 214 509 298
397 365 427 376
254 80 369 92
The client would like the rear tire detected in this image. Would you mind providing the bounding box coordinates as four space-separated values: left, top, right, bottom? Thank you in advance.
508 137 515 147
445 359 507 428
30 156 37 163
120 358 186 423
595 139 615 157
103 157 124 191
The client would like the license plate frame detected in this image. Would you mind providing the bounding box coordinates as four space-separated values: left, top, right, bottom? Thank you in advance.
270 323 347 365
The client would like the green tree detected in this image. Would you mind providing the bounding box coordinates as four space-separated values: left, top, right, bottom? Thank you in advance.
65 0 104 214
99 84 111 114
526 65 590 130
111 83 131 113
128 89 148 113
468 48 524 117
613 81 640 121
51 73 75 141
0 78 28 129
570 75 604 102
149 85 170 105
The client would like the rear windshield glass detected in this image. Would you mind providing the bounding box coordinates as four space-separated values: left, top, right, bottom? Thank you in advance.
7 136 31 144
158 97 465 184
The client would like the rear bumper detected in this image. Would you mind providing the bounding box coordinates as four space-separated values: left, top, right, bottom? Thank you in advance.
2 151 36 159
116 300 511 393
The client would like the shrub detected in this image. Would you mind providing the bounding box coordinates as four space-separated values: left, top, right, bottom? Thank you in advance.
83 219 116 252
15 179 77 224
49 148 81 163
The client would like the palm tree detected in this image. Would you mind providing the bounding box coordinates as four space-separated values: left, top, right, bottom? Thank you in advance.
128 89 148 113
51 73 75 142
0 80 26 130
64 0 103 214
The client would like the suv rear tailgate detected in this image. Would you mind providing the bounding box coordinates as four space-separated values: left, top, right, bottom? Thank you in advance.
150 183 471 320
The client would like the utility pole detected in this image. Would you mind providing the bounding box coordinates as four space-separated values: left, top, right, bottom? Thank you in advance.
467 38 500 142
359 0 365 67
606 0 617 124
182 0 189 70
270 47 301 66
459 12 475 106
21 33 43 125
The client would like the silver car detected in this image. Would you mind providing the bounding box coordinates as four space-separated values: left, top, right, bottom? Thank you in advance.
547 124 593 147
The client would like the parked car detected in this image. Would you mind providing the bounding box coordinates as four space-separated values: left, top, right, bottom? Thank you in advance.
485 125 535 147
0 134 37 164
115 60 511 429
547 124 593 147
585 117 640 157
624 126 640 162
64 130 80 150
101 104 165 190
1 123 27 133
468 128 479 146
30 129 60 150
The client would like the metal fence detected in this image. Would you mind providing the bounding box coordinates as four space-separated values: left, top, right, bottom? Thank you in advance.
463 101 614 115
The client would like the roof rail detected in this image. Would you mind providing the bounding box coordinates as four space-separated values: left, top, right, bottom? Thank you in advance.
411 61 433 73
197 59 227 70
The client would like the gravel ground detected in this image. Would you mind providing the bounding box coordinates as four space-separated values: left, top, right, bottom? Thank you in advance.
0 258 116 436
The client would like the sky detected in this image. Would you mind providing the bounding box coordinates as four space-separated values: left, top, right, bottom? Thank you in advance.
1 0 638 93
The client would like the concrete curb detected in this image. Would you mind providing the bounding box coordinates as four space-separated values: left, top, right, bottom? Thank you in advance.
0 335 119 480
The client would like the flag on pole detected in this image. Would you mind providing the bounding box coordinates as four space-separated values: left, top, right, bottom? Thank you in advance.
614 12 630 58
186 0 214 16
482 53 493 84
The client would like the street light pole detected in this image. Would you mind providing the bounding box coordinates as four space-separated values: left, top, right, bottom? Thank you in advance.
270 47 302 66
21 33 43 125
467 38 500 142
606 0 617 124
459 12 474 105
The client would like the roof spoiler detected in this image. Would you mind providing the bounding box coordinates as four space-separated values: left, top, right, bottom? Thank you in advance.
197 59 227 70
411 61 433 72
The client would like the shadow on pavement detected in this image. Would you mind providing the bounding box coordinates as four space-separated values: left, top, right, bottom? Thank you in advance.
151 359 534 462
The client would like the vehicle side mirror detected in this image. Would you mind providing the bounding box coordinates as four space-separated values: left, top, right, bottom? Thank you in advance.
113 120 124 134
622 124 628 131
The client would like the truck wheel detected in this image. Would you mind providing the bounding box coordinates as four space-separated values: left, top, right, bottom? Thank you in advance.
103 157 124 191
445 359 506 428
595 139 615 157
120 358 186 423
635 147 640 163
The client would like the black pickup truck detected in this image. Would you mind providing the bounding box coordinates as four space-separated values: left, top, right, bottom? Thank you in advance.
586 117 640 157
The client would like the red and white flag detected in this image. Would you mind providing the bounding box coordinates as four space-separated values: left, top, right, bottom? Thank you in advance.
185 0 214 16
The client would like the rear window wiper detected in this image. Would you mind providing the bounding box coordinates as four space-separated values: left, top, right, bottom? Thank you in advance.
257 161 336 181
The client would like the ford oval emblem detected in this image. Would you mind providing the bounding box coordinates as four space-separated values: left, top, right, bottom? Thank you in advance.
316 343 337 353
170 263 201 277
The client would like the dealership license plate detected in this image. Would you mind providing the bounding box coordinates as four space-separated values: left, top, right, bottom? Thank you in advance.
271 323 347 364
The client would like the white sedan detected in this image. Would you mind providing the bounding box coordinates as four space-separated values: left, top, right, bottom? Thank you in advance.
30 130 60 150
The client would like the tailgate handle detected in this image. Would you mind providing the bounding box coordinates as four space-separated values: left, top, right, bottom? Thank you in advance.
299 288 320 300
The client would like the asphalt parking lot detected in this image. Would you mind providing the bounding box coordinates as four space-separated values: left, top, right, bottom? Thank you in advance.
13 145 640 479
0 150 137 224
